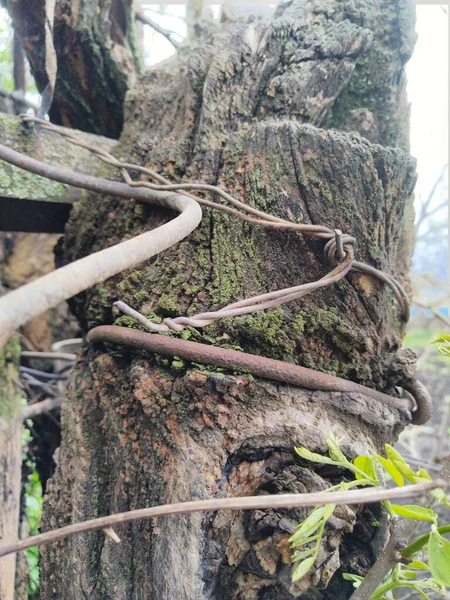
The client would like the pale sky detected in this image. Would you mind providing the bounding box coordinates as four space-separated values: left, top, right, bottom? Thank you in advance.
143 4 448 202
405 4 448 284
407 5 448 220
142 4 448 283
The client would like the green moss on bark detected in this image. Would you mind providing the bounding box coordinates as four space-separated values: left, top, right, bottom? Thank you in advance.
0 336 21 421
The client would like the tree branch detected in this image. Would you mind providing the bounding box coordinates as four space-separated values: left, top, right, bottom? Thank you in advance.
0 88 39 112
415 164 448 232
135 8 180 49
413 299 450 328
0 481 443 559
21 351 77 361
22 397 64 420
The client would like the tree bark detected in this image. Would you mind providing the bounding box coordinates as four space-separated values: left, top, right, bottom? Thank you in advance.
0 116 117 599
38 1 419 598
0 336 22 600
0 113 116 349
4 0 141 137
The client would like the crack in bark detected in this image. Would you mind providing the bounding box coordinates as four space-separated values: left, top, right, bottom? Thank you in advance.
287 124 314 227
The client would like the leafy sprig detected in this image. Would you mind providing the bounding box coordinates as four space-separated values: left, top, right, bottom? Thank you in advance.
22 424 43 596
432 333 450 357
290 434 450 597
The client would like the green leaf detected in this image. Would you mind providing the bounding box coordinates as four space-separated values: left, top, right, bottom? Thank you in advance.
430 488 450 507
407 560 429 570
295 446 339 466
342 573 364 582
377 455 404 486
390 504 437 522
393 460 420 483
292 556 315 582
325 434 347 463
412 476 435 486
372 520 380 527
290 508 324 545
353 455 378 482
292 548 315 563
290 533 320 548
340 478 374 490
384 444 407 465
323 503 336 520
432 334 450 357
428 531 450 586
384 445 417 482
26 495 41 512
416 468 432 481
342 573 363 588
401 570 418 579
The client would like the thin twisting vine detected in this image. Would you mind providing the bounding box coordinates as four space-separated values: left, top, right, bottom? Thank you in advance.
0 116 432 425
22 114 410 326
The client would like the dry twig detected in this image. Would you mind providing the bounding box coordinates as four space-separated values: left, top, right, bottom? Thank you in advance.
22 397 64 420
0 481 442 559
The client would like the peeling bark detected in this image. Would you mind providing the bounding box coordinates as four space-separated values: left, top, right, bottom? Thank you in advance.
38 1 418 598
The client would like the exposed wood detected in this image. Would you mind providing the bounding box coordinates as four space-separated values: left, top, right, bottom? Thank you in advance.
22 397 65 420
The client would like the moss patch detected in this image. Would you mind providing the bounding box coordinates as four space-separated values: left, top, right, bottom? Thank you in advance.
0 160 66 200
0 335 21 421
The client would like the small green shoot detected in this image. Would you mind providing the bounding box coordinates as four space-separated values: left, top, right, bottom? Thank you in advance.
290 434 449 599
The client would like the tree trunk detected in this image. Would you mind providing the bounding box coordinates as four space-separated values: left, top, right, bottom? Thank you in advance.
0 336 22 600
38 1 418 598
5 0 141 137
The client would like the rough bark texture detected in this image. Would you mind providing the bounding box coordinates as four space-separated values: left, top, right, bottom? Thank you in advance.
0 113 116 349
40 1 418 598
0 117 117 599
0 113 116 202
4 0 141 137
